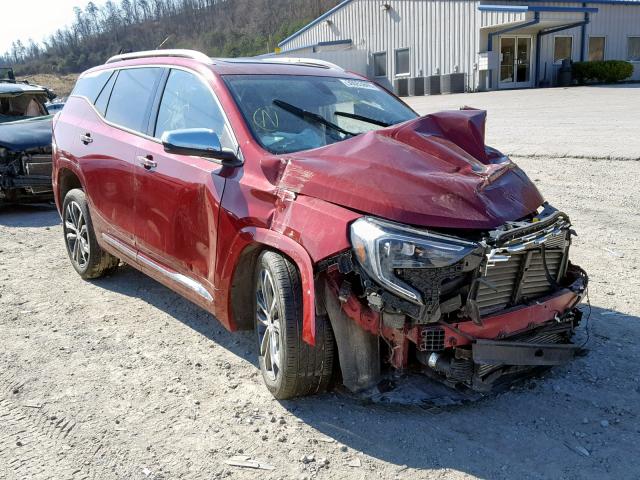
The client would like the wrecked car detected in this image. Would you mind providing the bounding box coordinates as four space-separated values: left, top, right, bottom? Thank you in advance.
0 77 56 204
52 50 588 399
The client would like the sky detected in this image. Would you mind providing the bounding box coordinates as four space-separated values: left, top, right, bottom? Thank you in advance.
1 0 105 55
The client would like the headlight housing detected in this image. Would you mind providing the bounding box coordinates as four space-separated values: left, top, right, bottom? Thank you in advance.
350 217 480 305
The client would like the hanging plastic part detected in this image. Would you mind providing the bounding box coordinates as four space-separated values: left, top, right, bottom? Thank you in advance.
338 280 352 303
315 251 354 274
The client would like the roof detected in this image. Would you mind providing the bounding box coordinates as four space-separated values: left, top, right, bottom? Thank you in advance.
0 81 48 95
479 5 599 13
211 58 358 77
91 51 357 78
278 0 640 48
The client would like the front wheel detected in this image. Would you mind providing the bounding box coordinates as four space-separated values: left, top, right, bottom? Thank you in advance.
255 251 335 399
62 188 119 279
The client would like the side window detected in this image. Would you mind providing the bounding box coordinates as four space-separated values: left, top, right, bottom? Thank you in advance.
105 68 163 132
554 36 573 64
395 48 410 76
94 71 117 116
154 69 233 149
628 37 640 61
71 70 113 103
373 52 387 77
588 37 605 62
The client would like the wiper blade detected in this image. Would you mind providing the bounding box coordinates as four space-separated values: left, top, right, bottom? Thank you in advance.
334 111 391 127
273 99 356 137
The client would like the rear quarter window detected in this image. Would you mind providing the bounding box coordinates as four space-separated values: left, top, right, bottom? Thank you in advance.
71 70 114 103
94 72 117 116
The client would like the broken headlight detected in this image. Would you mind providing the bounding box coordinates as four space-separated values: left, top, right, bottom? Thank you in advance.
350 217 480 305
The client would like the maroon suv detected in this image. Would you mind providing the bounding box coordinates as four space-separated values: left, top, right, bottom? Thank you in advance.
52 50 588 399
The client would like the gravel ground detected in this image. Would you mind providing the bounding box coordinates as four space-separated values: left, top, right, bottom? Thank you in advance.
406 84 640 160
1 157 638 480
1 85 640 479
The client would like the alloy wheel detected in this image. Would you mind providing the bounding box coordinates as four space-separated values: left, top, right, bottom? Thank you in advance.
256 268 282 381
64 201 90 269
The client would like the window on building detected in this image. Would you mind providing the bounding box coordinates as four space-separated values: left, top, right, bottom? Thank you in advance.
554 36 573 64
105 67 163 132
373 52 387 77
395 48 410 76
588 37 606 62
628 37 640 61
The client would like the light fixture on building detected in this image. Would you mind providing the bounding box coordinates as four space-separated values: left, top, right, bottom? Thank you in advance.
381 3 391 11
325 19 333 26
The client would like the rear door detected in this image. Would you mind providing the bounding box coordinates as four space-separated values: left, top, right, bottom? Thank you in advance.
79 67 164 250
133 68 236 303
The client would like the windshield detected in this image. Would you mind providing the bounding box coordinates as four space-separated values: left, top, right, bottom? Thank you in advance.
223 74 417 154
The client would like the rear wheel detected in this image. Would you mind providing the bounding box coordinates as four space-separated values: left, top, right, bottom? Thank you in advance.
255 250 335 399
62 188 119 279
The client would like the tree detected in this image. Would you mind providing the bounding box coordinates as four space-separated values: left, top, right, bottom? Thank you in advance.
4 0 341 74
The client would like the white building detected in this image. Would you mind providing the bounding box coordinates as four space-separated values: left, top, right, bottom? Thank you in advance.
275 0 640 93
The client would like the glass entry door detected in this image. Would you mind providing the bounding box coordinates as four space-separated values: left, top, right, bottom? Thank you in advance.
499 36 532 88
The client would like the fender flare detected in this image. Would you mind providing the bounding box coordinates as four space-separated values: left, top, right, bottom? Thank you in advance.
239 227 317 346
53 157 86 214
243 228 316 346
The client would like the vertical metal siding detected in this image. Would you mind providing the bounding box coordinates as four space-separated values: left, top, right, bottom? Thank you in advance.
280 0 640 89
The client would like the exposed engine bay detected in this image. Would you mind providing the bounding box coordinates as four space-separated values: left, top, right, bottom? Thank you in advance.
319 203 588 394
0 145 53 202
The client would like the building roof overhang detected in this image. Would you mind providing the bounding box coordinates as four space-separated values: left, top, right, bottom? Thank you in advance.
479 4 598 13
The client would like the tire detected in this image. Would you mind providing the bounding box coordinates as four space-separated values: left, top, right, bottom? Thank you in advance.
254 250 335 399
62 188 119 279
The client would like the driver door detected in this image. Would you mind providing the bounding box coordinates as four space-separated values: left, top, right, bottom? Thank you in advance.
133 68 235 304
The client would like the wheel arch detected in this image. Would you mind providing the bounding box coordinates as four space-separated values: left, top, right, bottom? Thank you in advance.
222 227 318 345
56 167 83 212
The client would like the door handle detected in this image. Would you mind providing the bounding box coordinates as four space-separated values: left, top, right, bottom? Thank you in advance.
137 155 157 170
80 133 93 145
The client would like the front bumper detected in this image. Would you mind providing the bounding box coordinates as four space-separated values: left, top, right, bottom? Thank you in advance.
425 265 587 349
328 264 587 393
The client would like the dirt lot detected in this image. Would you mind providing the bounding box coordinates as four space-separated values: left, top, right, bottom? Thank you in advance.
1 87 640 480
18 73 78 99
408 84 640 161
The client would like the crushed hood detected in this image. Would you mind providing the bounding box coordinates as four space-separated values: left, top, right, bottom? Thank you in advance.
0 115 53 151
272 109 544 230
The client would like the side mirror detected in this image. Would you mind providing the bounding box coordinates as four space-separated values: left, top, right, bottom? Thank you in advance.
161 128 241 166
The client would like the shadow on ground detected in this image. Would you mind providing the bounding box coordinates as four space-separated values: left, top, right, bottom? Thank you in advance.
91 262 640 478
94 265 258 367
0 203 60 228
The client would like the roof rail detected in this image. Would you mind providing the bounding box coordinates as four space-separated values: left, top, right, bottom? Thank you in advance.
264 57 345 71
106 49 212 65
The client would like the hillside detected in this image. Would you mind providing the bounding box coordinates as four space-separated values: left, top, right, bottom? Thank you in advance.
1 0 340 76
22 73 78 97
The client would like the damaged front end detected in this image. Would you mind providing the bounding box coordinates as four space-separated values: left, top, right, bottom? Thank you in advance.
0 83 55 204
0 144 53 203
321 203 588 394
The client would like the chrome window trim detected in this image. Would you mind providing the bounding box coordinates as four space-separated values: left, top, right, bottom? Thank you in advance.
70 64 242 164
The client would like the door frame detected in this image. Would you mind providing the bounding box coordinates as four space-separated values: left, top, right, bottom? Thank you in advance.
498 35 534 89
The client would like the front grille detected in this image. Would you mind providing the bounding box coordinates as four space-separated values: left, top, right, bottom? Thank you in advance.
475 231 569 316
476 325 571 377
